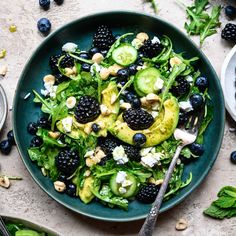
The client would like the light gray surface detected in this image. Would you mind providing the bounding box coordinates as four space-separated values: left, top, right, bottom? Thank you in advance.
0 0 235 235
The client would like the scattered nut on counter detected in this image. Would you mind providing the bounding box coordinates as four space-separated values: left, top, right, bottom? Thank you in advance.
0 65 8 76
0 176 10 188
175 218 188 231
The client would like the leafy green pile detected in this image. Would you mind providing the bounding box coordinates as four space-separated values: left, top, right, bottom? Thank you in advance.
6 222 47 236
204 186 236 219
178 0 221 46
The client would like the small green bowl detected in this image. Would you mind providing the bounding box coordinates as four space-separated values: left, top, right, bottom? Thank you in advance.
13 11 225 222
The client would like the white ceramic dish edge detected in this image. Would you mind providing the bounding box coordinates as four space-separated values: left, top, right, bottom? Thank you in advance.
221 44 236 122
0 84 8 132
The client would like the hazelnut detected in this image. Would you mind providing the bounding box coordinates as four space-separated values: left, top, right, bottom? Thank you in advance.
72 66 77 74
136 32 149 42
146 93 160 102
109 64 123 76
65 67 74 76
66 96 76 109
120 102 132 109
54 181 66 192
92 53 104 64
0 65 7 76
43 74 55 85
86 158 96 167
100 67 110 80
170 57 182 67
175 218 188 231
0 176 10 188
48 131 60 139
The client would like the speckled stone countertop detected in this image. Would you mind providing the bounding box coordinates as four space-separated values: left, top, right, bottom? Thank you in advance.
0 0 235 235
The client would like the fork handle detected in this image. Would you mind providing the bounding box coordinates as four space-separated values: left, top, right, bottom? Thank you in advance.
0 216 11 236
139 145 183 236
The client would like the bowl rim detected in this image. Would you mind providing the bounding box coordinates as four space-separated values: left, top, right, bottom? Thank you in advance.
0 83 8 132
12 10 225 222
1 214 61 236
221 44 236 122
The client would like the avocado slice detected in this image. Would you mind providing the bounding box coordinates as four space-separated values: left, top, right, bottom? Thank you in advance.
56 81 120 139
78 176 95 204
110 96 179 147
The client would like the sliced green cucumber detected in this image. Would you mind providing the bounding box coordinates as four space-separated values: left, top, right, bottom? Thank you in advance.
134 67 162 96
110 172 138 198
112 44 138 66
15 230 41 236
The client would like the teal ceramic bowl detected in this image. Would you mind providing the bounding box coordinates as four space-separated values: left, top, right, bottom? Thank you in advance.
13 11 225 222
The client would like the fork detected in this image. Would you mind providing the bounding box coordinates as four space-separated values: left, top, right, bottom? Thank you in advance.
139 111 204 236
0 216 11 236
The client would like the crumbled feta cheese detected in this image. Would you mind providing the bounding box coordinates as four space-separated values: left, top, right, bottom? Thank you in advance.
62 42 78 53
185 75 193 83
90 63 101 76
42 82 57 98
122 180 133 187
154 78 164 91
140 147 153 157
131 38 143 49
151 111 159 119
113 146 129 164
41 89 49 97
141 152 162 168
61 117 73 133
116 171 127 184
84 150 95 158
179 100 193 112
151 36 160 44
119 187 127 194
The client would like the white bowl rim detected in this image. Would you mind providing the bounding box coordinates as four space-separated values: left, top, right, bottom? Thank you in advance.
0 84 8 131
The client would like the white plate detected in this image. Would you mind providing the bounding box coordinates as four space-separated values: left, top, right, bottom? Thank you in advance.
0 84 8 132
221 44 236 122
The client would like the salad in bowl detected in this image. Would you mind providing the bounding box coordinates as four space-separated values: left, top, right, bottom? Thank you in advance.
26 25 212 211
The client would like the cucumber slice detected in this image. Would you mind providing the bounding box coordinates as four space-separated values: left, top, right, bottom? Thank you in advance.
112 44 138 66
134 67 162 96
110 172 138 198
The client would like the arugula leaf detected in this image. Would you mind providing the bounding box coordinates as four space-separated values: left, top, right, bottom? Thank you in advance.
6 223 23 234
200 6 221 46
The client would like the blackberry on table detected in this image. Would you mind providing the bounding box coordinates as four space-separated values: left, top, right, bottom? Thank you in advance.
139 39 163 58
123 108 154 130
136 184 159 203
93 25 114 49
221 23 236 42
170 77 190 97
75 96 100 124
56 150 79 175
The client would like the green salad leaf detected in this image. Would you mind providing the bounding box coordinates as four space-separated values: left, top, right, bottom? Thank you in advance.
204 186 236 219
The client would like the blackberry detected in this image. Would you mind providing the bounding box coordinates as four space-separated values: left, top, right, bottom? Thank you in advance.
136 184 159 203
75 96 100 124
56 150 79 175
139 39 163 58
55 73 68 83
60 54 74 68
221 23 236 42
123 145 141 161
123 108 154 130
170 77 190 97
98 154 112 166
49 53 74 72
49 54 62 72
98 137 121 154
93 25 114 49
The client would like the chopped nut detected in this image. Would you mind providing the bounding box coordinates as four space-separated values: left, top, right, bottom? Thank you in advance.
48 131 60 139
100 104 111 116
0 49 6 59
86 158 96 167
41 167 47 176
170 57 182 67
66 96 76 109
84 170 91 177
109 64 123 76
110 93 117 104
152 102 159 111
65 67 74 76
54 181 66 192
84 150 95 158
146 93 160 102
0 65 7 76
100 67 110 80
136 32 149 42
141 97 149 107
120 102 131 109
175 218 188 231
92 53 104 64
84 123 92 134
94 149 106 161
43 74 55 85
72 66 77 74
0 176 10 188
